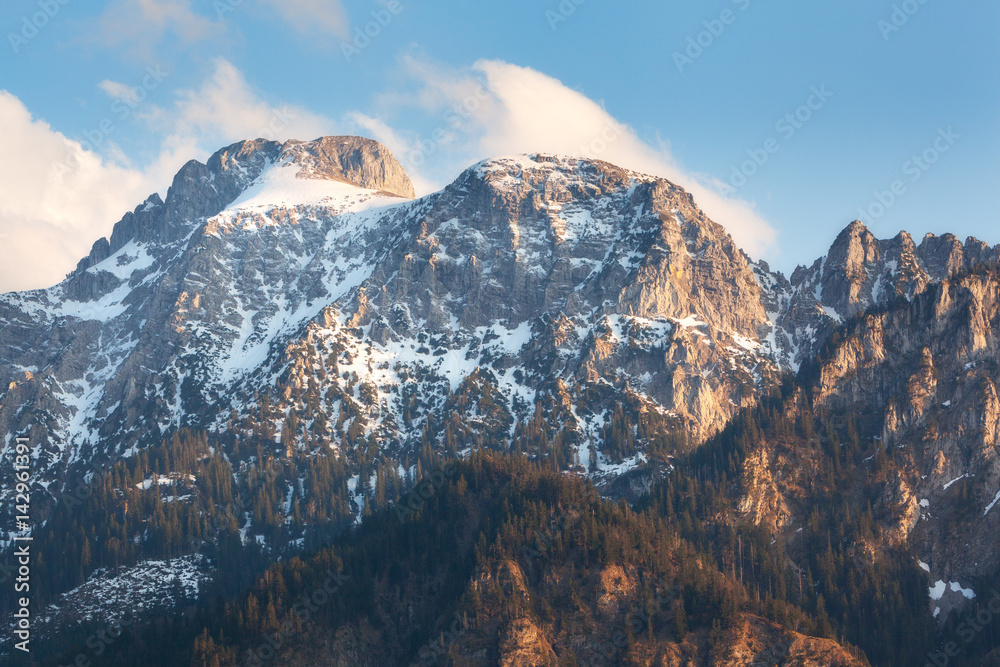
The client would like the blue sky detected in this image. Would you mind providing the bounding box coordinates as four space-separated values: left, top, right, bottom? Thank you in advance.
0 0 997 291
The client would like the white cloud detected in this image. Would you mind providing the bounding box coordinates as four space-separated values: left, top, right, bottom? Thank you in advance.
98 80 135 101
169 58 332 143
0 92 150 293
346 111 440 195
93 0 216 51
0 59 336 292
139 57 336 192
145 58 334 182
359 58 778 259
90 0 348 53
258 0 349 39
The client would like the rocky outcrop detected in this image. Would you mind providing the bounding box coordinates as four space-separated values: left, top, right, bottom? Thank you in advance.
444 560 864 667
496 617 559 667
701 615 864 667
738 447 792 531
759 220 1000 370
281 135 415 198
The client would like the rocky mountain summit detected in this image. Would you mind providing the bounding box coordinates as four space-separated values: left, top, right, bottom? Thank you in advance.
1 136 999 664
1 136 415 523
762 220 1000 370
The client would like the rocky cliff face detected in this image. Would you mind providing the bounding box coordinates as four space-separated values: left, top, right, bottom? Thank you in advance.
280 135 416 198
736 260 1000 622
249 153 783 481
814 270 1000 590
759 220 1000 370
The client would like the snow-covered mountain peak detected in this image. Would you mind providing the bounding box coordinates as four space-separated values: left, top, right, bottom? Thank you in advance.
470 153 663 190
212 156 409 230
60 136 413 281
